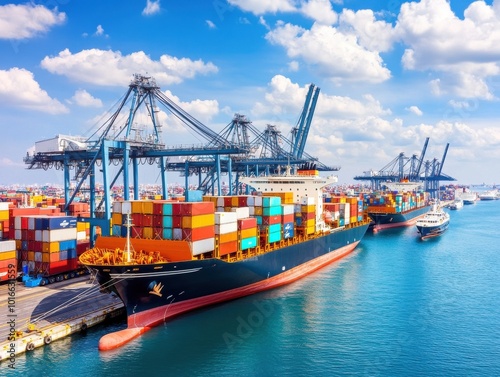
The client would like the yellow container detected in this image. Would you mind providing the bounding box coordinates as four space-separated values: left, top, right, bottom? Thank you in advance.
142 227 153 239
42 242 60 253
306 225 315 235
112 212 122 226
240 227 257 239
28 251 35 260
182 214 215 229
0 210 8 221
231 196 239 207
301 205 315 213
305 219 316 227
254 206 263 216
0 251 16 261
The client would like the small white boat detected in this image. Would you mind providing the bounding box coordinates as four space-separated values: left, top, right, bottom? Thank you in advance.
478 190 498 201
416 202 450 239
449 198 463 210
458 191 477 204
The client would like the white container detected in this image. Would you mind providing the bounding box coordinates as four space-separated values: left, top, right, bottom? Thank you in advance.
216 197 225 207
0 240 16 253
254 196 263 206
190 237 215 256
77 231 87 241
112 201 122 213
0 202 9 211
121 201 132 215
282 204 295 215
34 252 43 262
246 196 255 206
215 222 238 234
35 230 43 242
14 229 22 240
42 228 77 243
301 196 315 205
215 211 238 225
231 207 250 219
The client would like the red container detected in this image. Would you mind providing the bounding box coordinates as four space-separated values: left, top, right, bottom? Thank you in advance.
142 214 153 227
172 216 182 228
238 217 257 230
301 212 315 221
238 196 248 207
262 215 280 225
282 214 294 224
180 202 214 216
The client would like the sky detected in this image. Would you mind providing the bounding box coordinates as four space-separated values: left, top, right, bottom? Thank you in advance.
1 0 500 187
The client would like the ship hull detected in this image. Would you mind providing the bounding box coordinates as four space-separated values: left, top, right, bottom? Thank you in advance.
416 220 449 239
89 224 369 350
368 205 430 231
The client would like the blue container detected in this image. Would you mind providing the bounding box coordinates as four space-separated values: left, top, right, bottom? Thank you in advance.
162 215 173 228
186 190 203 202
283 227 294 239
41 216 77 230
263 196 281 207
241 236 257 250
59 250 68 261
268 231 281 243
112 225 121 236
21 240 29 251
268 223 281 234
35 217 45 230
263 206 282 216
162 203 173 216
255 216 262 225
68 248 77 259
162 228 173 240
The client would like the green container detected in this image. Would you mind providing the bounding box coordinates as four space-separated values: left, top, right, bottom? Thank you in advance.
263 196 281 207
263 206 282 216
268 231 281 243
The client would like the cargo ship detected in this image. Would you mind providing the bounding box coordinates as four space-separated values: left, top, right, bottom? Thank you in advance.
364 182 430 232
79 168 371 350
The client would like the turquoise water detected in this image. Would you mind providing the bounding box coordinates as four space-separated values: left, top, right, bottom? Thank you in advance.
6 200 500 376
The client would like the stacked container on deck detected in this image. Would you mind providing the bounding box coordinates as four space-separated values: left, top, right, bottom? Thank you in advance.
0 240 16 282
15 215 79 276
0 202 9 240
364 191 429 213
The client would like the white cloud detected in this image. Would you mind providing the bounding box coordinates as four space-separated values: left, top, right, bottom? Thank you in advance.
259 16 270 30
142 0 161 16
288 61 299 71
266 22 391 83
206 20 216 29
407 106 423 116
0 4 65 39
300 0 337 25
94 25 105 37
228 0 296 15
70 89 103 108
339 9 396 52
41 48 218 86
0 68 68 114
396 0 500 98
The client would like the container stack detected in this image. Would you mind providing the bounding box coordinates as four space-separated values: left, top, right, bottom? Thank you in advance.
364 191 429 214
300 197 316 235
178 202 215 256
0 202 9 240
261 196 282 243
215 211 238 256
282 204 295 239
0 240 16 282
15 215 78 276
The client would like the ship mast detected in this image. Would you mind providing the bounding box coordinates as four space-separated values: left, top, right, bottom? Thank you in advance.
124 213 134 263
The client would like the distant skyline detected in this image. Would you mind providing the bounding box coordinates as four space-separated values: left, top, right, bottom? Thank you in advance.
1 0 500 186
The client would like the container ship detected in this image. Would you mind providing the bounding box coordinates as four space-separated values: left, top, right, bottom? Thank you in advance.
79 168 371 350
363 182 430 232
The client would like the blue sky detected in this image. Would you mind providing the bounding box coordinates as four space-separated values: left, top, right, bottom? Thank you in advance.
1 0 499 186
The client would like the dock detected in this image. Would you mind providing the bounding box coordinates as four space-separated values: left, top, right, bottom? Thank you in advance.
0 276 124 363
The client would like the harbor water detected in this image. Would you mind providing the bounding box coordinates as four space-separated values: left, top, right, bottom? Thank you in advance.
6 199 500 376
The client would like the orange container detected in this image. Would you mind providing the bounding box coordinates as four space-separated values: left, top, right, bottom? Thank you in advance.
240 228 257 239
219 240 238 256
218 231 238 244
182 214 215 229
182 225 215 241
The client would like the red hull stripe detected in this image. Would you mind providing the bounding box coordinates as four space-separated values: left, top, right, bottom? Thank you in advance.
98 241 360 351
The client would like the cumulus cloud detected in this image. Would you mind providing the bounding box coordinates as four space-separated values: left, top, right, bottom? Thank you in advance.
0 4 65 39
407 106 423 116
206 20 216 29
69 89 103 108
266 22 391 83
300 0 337 25
142 0 161 16
396 0 500 99
40 49 218 86
0 68 68 114
228 0 296 15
